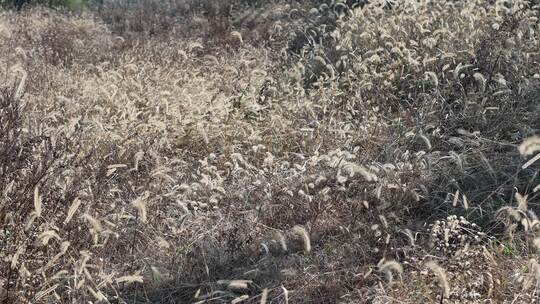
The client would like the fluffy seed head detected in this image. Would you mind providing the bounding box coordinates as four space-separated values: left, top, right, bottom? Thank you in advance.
378 259 404 283
64 198 81 224
132 193 148 223
115 275 144 284
82 213 102 232
519 136 540 156
292 225 311 254
38 230 61 246
426 261 450 299
260 288 269 304
34 186 42 217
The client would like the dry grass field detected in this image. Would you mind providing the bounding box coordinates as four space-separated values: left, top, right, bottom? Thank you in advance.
0 0 539 303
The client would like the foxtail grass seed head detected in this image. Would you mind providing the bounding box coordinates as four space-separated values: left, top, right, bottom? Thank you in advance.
9 64 27 100
516 192 528 211
420 134 432 150
452 190 460 207
157 237 170 249
231 295 249 304
34 186 42 217
378 259 403 283
64 198 81 224
292 225 311 254
260 288 269 304
519 136 540 156
132 194 148 223
11 245 25 269
115 275 144 285
34 284 59 302
426 261 450 299
533 237 540 252
462 194 469 210
24 211 38 231
38 230 61 246
227 280 252 290
522 153 540 169
82 213 102 232
231 31 243 44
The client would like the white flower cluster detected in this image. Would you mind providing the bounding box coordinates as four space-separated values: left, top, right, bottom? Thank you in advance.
429 215 486 254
